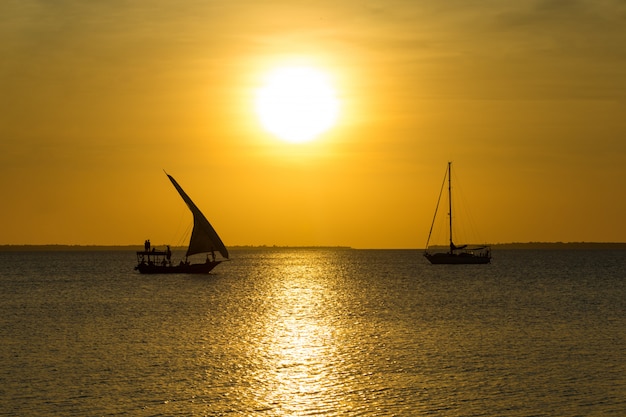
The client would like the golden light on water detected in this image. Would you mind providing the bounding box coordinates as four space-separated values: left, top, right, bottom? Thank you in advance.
268 315 332 409
251 256 343 413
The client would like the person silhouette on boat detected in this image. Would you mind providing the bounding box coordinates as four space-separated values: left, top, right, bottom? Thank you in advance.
144 239 150 252
166 245 172 265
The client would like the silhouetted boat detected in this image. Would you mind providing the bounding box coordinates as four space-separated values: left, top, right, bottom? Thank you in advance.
424 162 491 264
135 173 229 274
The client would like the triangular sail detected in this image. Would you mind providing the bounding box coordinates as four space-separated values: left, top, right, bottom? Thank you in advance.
166 174 229 259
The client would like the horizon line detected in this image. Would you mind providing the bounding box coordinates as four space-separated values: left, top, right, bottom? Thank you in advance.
1 242 625 251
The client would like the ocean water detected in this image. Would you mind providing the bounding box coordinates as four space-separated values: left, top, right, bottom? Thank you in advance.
0 249 624 416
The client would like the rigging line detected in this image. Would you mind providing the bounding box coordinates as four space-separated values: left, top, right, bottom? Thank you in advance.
178 222 192 248
425 165 449 250
451 167 484 245
170 205 188 246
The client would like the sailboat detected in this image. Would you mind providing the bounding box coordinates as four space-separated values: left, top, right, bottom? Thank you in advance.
424 162 491 264
135 173 229 274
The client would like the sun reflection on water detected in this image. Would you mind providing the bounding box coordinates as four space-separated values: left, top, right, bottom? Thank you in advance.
251 255 345 414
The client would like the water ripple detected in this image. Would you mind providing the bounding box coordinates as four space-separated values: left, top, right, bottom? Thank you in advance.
0 249 625 415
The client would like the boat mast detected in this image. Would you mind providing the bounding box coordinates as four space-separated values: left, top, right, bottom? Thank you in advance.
448 161 453 253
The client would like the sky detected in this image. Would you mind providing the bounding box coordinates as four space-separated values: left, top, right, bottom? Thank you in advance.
1 0 625 248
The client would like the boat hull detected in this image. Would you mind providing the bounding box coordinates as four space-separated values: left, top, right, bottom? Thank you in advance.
424 252 491 265
135 261 222 274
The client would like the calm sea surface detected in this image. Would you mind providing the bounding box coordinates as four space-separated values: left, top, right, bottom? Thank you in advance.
0 249 624 416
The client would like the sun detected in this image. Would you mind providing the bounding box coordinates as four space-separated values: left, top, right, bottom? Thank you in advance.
255 66 340 143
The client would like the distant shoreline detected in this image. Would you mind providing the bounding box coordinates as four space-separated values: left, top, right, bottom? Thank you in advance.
424 242 626 250
0 245 353 252
0 242 625 251
488 242 626 250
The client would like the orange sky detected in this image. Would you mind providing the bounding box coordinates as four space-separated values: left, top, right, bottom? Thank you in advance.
1 1 625 248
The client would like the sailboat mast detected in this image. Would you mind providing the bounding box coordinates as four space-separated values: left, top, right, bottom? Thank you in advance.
448 161 453 252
